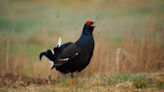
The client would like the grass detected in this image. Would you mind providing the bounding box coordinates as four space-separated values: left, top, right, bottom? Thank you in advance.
0 72 163 92
103 73 164 89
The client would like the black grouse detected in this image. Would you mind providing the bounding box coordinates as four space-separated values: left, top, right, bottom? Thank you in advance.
39 20 95 75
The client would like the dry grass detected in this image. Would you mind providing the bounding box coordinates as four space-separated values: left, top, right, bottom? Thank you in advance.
0 72 163 92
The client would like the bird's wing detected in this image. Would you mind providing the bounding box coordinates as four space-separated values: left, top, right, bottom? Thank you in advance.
54 43 81 67
53 42 72 54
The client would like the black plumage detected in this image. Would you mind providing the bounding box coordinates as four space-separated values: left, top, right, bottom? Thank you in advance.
39 20 95 74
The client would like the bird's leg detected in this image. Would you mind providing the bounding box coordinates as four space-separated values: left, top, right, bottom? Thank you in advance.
61 73 67 79
70 72 79 78
75 72 79 78
71 73 74 78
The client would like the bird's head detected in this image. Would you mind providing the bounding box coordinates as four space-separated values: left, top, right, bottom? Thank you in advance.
83 20 95 34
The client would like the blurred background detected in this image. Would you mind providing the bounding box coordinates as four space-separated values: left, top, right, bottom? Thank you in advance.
0 0 164 78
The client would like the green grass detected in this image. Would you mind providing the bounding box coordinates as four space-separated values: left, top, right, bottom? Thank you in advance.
103 73 164 89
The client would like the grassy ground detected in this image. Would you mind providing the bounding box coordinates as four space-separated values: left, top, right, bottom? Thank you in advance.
0 72 163 92
0 0 164 91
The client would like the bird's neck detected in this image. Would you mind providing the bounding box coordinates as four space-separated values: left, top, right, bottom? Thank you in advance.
76 31 94 51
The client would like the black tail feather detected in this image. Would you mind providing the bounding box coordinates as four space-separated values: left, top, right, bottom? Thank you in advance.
39 52 46 60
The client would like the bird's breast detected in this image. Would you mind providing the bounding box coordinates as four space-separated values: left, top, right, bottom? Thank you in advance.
77 35 94 52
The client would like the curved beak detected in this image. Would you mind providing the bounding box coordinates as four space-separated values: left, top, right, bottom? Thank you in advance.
91 21 95 28
39 52 46 60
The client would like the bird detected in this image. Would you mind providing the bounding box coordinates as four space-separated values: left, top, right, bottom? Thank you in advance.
39 20 95 76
